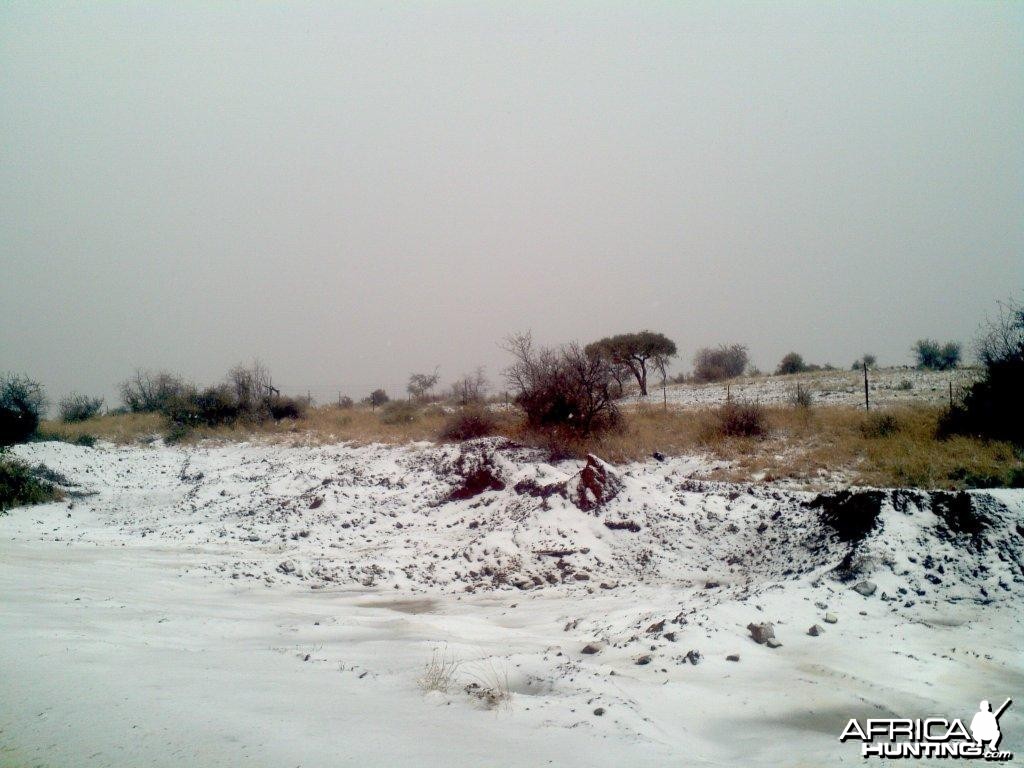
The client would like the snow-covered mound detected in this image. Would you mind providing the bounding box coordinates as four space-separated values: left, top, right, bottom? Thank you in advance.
11 439 1023 609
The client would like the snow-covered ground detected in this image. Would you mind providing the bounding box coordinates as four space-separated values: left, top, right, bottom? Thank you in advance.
2 438 1022 767
631 367 981 410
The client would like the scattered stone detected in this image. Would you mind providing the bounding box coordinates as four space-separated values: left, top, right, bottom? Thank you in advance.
581 644 601 655
807 624 825 637
765 638 783 649
726 654 740 662
747 622 775 645
853 580 877 597
635 654 652 665
685 649 702 665
663 631 677 642
652 451 666 462
646 619 665 635
824 613 838 624
593 707 606 716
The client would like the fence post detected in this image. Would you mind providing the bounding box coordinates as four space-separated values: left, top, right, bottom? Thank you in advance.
863 362 870 412
949 380 953 409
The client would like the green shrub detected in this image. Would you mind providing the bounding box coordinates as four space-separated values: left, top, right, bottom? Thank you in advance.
913 339 961 371
0 373 47 447
776 352 807 376
380 400 418 425
940 301 1023 445
0 456 63 512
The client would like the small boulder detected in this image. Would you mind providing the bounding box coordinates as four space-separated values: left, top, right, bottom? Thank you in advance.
824 612 838 624
685 649 702 665
765 638 783 649
581 643 601 655
726 654 740 662
646 619 665 635
635 654 652 666
747 622 775 645
593 707 606 716
807 624 825 637
853 580 877 597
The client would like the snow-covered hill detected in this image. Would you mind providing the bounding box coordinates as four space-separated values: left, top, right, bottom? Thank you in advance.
2 438 1021 766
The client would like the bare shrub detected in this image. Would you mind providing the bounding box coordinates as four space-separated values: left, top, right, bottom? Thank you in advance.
337 395 354 409
791 385 813 409
227 361 274 420
0 374 47 447
449 368 488 405
710 401 767 438
120 370 189 413
440 406 498 441
462 657 512 711
693 345 748 382
58 393 104 423
861 412 900 439
504 333 619 435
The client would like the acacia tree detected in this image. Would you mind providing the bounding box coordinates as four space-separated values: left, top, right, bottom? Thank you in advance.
407 370 440 401
585 331 677 397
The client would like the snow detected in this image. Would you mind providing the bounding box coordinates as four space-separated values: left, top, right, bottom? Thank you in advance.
2 438 1022 766
631 367 981 410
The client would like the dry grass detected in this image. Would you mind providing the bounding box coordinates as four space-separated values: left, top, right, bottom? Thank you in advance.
38 412 165 444
37 402 1021 490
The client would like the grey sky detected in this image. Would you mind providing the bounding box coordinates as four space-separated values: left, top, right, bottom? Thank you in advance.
2 1 1022 406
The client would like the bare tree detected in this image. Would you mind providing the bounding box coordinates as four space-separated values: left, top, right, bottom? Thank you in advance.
503 333 619 434
449 368 488 405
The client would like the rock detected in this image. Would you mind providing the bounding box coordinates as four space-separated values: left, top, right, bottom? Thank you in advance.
652 451 666 462
663 631 677 642
635 654 652 665
572 454 623 511
765 638 783 649
685 649 702 665
824 612 838 624
593 707 606 716
747 622 775 645
726 654 740 662
646 619 665 635
807 624 825 637
277 560 297 575
581 643 601 655
853 580 877 597
246 534 260 542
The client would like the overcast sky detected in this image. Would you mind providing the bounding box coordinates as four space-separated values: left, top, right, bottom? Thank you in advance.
2 1 1022 406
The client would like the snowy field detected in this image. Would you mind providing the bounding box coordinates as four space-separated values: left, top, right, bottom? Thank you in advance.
2 438 1022 767
630 367 981 410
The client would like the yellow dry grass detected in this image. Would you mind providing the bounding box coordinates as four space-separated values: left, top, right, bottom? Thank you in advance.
39 412 165 444
38 403 1021 490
